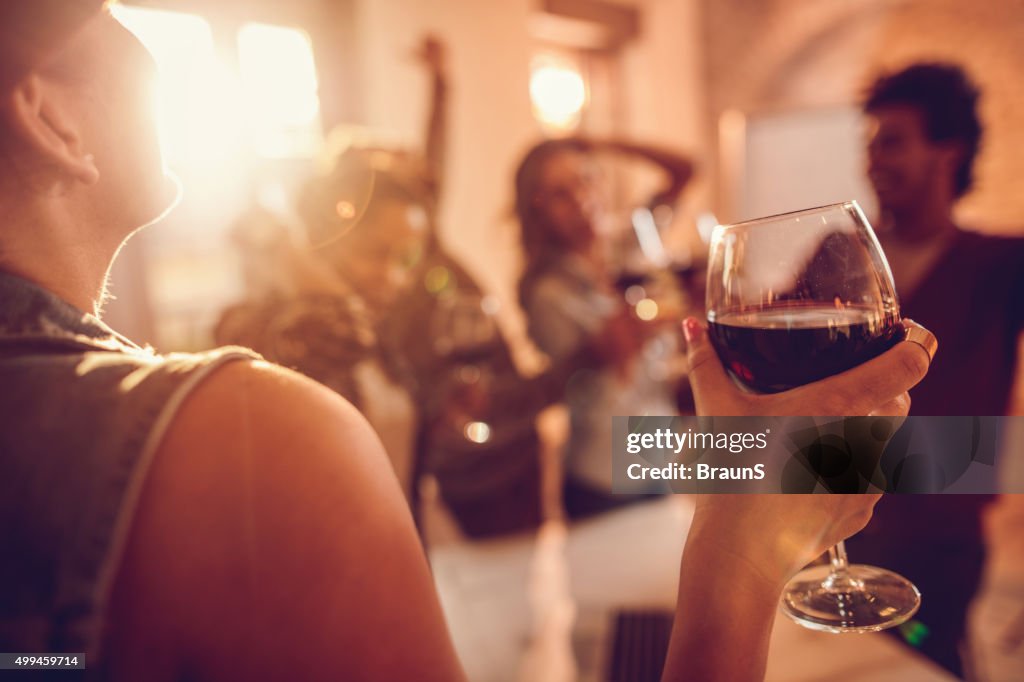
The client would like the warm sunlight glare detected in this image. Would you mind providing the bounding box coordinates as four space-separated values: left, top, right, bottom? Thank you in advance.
110 6 245 166
111 8 322 161
238 23 323 157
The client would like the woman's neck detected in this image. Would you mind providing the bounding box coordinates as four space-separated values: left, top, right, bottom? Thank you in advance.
1 200 118 316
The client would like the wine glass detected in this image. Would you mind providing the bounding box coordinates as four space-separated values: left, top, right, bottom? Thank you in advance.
705 200 920 633
612 207 694 324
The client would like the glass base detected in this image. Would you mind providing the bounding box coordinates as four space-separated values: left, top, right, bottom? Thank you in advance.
780 563 921 633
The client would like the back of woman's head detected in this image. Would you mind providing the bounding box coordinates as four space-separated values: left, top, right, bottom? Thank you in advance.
1 4 175 237
0 1 104 174
0 1 104 93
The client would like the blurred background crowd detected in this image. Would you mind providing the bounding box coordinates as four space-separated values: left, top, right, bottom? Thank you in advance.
102 0 1024 362
86 1 1023 679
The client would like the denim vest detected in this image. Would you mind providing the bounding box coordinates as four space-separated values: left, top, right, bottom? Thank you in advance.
0 271 254 675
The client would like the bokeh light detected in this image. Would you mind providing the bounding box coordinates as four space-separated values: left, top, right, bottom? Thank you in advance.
529 57 587 131
464 421 492 444
635 298 659 321
425 266 452 294
336 201 356 219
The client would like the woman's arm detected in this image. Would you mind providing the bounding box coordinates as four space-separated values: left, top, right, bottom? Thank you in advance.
659 318 933 681
418 35 448 205
104 319 932 681
585 137 695 209
663 494 880 682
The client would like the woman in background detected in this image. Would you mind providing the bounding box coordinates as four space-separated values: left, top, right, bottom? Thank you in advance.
219 38 618 534
516 136 694 518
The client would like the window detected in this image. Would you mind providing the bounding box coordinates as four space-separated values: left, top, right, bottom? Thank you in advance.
238 23 323 158
111 7 322 161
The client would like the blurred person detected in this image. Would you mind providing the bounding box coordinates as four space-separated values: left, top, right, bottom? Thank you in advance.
843 62 1024 677
214 205 374 408
516 136 694 518
220 37 613 536
0 4 938 680
370 38 554 536
376 38 633 536
219 155 426 496
864 62 1024 417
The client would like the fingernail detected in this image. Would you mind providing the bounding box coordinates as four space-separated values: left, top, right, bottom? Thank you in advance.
683 317 701 344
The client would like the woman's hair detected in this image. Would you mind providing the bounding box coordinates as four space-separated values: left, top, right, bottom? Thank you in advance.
0 1 104 93
0 2 103 193
513 137 588 307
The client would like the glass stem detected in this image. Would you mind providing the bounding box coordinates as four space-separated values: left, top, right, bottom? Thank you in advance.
829 541 850 576
824 540 862 592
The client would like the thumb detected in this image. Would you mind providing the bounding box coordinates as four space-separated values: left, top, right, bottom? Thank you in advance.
683 317 737 412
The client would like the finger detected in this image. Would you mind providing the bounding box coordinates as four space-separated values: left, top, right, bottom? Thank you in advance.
792 322 933 414
868 392 911 418
866 392 911 449
836 493 882 539
682 317 738 410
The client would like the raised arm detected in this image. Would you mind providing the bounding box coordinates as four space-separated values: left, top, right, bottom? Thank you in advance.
417 35 448 205
586 137 695 209
664 494 880 682
660 318 933 682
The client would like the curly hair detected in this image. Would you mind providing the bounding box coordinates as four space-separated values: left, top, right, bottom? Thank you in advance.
864 63 982 198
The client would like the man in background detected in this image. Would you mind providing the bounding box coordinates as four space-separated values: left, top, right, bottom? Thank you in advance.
864 62 1022 416
847 62 1024 677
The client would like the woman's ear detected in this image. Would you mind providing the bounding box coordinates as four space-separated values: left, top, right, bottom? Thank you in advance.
2 73 100 188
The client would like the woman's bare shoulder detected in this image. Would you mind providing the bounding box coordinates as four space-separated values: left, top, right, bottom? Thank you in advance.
103 360 463 681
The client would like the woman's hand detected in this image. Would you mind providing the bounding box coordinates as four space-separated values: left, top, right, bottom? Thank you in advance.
688 493 881 591
682 317 934 417
415 35 446 77
586 308 652 380
665 317 933 682
664 492 882 682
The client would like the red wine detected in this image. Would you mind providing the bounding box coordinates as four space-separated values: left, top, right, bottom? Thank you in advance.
707 305 901 393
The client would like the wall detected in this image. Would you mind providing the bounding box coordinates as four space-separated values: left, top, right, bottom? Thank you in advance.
620 0 710 213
